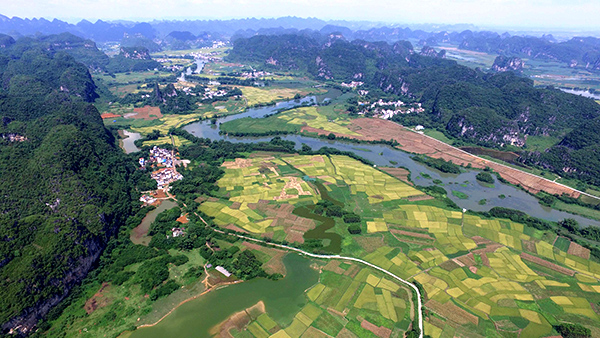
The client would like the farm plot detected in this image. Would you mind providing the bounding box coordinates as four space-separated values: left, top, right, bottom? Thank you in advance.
196 153 600 338
143 135 191 147
199 156 317 236
278 107 360 136
131 113 205 135
349 200 600 337
236 262 414 338
241 86 326 106
283 155 424 203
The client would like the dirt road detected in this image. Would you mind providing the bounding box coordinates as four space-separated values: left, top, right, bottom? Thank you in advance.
304 118 594 199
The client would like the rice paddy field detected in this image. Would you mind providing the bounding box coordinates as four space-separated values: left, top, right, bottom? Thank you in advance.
240 86 327 106
143 135 192 147
220 106 359 136
229 261 415 338
200 153 600 338
130 113 205 135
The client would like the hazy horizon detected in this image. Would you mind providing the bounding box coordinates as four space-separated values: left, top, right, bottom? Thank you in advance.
1 0 599 31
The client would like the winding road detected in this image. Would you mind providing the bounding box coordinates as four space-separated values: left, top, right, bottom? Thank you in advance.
211 225 424 338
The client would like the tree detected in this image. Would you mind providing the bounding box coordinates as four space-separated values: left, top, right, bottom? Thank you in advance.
555 323 591 338
559 218 579 233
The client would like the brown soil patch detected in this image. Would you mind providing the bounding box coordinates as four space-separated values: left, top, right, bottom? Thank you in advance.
129 105 163 120
471 236 493 245
520 252 575 276
473 243 503 255
379 167 412 185
355 235 385 253
440 260 461 271
521 240 537 253
456 255 475 267
230 202 241 210
334 328 359 338
344 264 361 278
406 195 435 201
274 176 313 201
302 326 333 338
392 230 434 240
568 241 591 259
469 266 478 274
286 230 306 244
101 113 121 119
84 283 112 314
360 320 392 338
222 158 252 169
311 117 580 198
252 203 316 244
211 301 265 338
323 260 346 275
176 213 189 224
425 299 479 325
153 189 167 199
241 241 287 275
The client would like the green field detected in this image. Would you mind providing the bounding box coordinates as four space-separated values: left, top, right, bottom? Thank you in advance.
143 135 191 147
221 105 358 136
202 153 600 338
238 262 413 338
130 113 205 135
240 86 327 106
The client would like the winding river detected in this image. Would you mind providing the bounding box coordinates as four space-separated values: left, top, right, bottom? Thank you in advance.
183 94 600 227
133 93 598 338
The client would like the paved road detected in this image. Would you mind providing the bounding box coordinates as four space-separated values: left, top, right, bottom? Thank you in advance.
212 227 424 338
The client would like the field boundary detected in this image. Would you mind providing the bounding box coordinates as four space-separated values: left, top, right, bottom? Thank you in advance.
199 214 424 338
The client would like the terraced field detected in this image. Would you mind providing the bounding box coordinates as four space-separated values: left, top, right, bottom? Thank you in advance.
202 153 600 338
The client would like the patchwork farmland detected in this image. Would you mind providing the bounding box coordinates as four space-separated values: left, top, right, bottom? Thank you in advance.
200 153 600 338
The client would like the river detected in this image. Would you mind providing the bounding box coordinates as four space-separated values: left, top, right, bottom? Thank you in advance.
133 93 598 338
130 253 318 338
183 94 600 227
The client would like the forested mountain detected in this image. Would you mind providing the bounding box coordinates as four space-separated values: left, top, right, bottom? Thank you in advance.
0 32 109 70
227 34 600 183
0 37 139 334
456 33 600 71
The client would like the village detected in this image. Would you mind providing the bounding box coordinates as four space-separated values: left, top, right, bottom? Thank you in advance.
356 98 425 119
138 146 185 205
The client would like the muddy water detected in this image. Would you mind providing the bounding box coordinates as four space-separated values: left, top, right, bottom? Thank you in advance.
130 200 178 245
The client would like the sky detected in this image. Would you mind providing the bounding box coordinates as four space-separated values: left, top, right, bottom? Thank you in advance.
1 0 599 30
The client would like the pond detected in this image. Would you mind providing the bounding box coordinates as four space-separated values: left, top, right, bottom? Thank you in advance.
130 200 178 246
130 253 318 338
121 130 142 154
